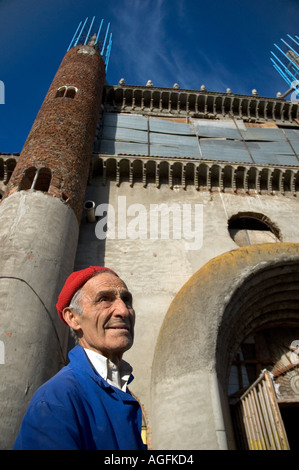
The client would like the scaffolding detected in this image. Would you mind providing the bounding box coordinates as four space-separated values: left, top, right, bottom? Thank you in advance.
232 370 290 450
67 17 112 71
271 35 299 100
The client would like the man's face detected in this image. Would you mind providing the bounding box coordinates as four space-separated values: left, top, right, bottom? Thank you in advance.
72 272 135 365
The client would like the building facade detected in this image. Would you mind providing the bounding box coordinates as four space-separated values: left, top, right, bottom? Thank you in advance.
0 23 299 450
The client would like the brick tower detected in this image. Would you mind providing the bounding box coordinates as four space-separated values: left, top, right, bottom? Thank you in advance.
0 18 111 449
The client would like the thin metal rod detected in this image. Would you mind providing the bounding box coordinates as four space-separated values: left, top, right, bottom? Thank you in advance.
257 381 275 449
67 21 82 51
242 396 254 449
252 386 267 449
255 384 270 449
271 59 293 87
74 17 88 46
274 43 299 73
96 19 104 45
264 371 290 450
84 16 95 45
31 168 40 191
288 34 299 47
261 378 281 449
105 33 113 69
271 50 298 83
280 38 299 64
272 62 293 88
250 389 264 449
282 39 299 71
105 33 112 60
247 393 260 449
281 87 296 98
101 22 110 56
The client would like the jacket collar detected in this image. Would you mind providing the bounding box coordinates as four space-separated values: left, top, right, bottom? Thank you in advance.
84 347 133 391
68 345 135 396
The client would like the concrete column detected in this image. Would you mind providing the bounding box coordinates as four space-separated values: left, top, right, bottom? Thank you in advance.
0 192 79 448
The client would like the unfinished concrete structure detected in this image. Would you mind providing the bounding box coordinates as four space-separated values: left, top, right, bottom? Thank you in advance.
0 24 107 449
0 20 299 449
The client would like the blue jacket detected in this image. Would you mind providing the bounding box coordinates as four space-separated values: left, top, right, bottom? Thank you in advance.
13 345 146 450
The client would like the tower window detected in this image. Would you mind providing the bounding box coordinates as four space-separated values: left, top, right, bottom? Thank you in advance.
19 167 37 190
19 167 52 193
55 86 78 99
228 212 281 247
34 168 52 192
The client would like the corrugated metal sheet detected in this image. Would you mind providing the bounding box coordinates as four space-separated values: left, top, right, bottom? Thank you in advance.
193 124 240 140
149 119 199 157
247 140 293 153
150 144 200 159
101 126 148 143
191 118 245 140
282 129 299 141
199 139 253 163
103 113 148 130
149 118 193 135
252 154 299 166
99 140 148 156
240 128 287 142
198 127 240 140
98 114 148 155
284 129 299 156
247 141 298 166
97 113 299 166
150 144 185 158
289 142 299 156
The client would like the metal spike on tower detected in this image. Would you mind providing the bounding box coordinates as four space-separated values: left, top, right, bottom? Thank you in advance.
67 17 113 70
271 34 299 100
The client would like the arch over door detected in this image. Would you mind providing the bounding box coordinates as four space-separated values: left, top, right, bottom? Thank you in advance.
151 243 299 450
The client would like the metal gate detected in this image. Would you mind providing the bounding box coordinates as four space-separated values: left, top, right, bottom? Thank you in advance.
233 370 290 450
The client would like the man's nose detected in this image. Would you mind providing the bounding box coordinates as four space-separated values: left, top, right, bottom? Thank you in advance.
113 297 130 316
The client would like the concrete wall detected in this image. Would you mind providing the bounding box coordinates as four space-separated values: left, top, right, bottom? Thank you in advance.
75 177 299 446
0 191 79 449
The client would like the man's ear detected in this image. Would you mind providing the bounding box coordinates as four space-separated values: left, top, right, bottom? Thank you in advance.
62 307 81 331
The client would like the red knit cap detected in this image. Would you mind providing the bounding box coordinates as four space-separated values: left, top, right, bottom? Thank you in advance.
56 266 119 323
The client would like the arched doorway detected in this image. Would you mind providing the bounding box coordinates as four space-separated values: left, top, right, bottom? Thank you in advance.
215 254 299 450
151 243 299 450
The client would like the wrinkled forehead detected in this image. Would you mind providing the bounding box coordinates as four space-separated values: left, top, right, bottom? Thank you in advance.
81 271 129 297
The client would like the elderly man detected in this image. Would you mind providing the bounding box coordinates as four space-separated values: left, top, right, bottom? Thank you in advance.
13 266 146 450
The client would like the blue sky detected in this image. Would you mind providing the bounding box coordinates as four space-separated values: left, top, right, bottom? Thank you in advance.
0 0 298 153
